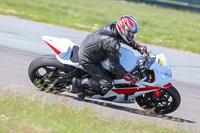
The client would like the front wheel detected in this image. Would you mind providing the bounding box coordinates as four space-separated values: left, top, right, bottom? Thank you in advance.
135 86 181 114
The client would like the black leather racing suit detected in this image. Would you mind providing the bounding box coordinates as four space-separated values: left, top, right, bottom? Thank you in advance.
78 22 145 94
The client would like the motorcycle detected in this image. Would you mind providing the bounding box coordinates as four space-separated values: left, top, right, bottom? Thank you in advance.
28 36 181 114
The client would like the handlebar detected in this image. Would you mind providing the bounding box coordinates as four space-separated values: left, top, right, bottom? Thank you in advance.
129 51 153 74
142 52 151 61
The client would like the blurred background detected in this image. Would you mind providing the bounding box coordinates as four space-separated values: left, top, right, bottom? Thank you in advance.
0 0 200 133
0 0 199 53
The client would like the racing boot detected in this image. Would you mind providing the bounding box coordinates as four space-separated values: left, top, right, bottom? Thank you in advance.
81 78 112 96
81 78 101 93
72 77 85 100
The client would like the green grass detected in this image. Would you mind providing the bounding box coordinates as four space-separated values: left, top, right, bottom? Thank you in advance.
0 91 188 133
0 0 200 53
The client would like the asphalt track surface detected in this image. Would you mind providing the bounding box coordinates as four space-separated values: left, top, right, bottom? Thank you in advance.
0 15 200 132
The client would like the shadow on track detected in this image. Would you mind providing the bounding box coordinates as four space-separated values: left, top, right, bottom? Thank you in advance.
56 93 195 124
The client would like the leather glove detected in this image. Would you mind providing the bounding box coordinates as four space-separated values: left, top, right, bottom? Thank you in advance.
123 73 140 85
130 41 147 55
134 42 147 55
138 45 147 55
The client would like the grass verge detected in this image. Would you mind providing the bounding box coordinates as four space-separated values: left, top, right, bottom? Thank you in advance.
0 0 200 53
0 91 188 133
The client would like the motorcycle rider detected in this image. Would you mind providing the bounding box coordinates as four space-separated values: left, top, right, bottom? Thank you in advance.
72 15 147 99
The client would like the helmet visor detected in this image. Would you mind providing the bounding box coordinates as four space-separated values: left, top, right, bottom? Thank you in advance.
127 31 137 42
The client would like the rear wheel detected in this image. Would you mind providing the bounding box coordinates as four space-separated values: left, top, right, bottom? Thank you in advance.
28 55 77 93
136 86 181 114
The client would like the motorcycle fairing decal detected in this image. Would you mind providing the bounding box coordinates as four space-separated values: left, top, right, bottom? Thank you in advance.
158 58 163 66
44 41 61 55
164 83 172 89
112 83 172 94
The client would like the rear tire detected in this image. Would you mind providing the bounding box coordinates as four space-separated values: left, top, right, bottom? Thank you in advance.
136 86 181 114
28 54 76 92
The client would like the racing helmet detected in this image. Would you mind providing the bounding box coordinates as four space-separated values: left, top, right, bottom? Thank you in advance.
116 15 139 43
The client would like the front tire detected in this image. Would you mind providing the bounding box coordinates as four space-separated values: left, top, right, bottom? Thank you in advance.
136 86 181 114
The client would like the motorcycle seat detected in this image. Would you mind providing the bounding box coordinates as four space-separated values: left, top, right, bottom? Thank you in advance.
70 45 79 63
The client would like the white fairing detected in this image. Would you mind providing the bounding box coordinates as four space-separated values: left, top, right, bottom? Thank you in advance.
42 36 74 53
137 53 172 88
150 53 172 85
101 47 139 72
42 36 81 67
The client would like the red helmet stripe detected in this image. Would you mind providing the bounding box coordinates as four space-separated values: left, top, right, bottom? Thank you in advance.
122 21 125 31
128 19 134 27
117 23 122 33
126 20 130 30
121 18 128 30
